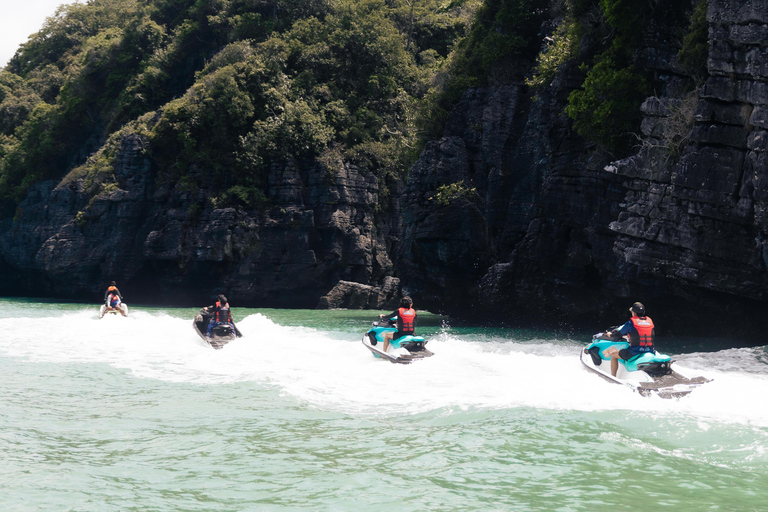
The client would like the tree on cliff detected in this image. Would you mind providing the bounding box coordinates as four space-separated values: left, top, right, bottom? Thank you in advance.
562 0 691 155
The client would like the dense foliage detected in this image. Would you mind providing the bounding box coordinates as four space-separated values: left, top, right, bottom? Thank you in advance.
0 0 475 215
563 0 652 153
560 0 693 154
418 0 549 140
0 0 703 215
677 0 708 86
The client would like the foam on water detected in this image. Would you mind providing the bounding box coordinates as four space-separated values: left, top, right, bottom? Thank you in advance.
2 309 767 426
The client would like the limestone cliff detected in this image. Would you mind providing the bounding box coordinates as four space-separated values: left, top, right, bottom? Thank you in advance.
0 132 395 306
399 0 768 338
605 0 768 334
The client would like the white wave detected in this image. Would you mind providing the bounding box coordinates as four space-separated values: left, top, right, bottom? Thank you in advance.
2 310 768 426
676 346 768 374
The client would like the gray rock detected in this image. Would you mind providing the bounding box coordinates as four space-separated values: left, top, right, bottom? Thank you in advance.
316 277 401 309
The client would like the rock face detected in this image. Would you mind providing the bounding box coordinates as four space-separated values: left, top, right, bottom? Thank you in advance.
0 133 395 306
316 276 401 309
604 0 768 333
398 0 768 337
399 75 626 327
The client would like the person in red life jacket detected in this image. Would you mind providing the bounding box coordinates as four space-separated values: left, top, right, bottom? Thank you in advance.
104 281 123 301
378 296 417 353
105 290 126 316
604 302 655 377
106 291 121 309
204 294 238 337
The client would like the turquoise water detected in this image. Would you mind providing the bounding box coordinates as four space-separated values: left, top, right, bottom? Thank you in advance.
1 298 767 511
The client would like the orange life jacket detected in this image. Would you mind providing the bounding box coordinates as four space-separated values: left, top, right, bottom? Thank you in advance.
397 307 416 334
630 316 654 351
215 301 231 323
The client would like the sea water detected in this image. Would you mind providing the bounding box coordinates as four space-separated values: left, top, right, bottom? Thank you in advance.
1 298 766 511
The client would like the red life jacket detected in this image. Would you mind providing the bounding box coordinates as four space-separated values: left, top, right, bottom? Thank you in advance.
397 307 416 334
215 301 231 323
630 316 654 351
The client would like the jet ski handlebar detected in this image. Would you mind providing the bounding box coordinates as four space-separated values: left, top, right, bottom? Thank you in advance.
592 326 625 341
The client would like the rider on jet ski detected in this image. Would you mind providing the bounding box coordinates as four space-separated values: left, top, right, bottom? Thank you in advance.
203 294 235 338
105 289 127 316
378 296 417 353
601 302 655 377
104 281 123 301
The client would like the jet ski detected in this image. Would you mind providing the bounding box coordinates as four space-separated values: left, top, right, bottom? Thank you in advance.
99 302 128 318
192 310 242 349
362 320 434 364
580 331 711 398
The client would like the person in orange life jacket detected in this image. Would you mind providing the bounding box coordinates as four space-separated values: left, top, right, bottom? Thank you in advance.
603 302 655 377
378 296 417 353
205 294 234 337
104 281 123 301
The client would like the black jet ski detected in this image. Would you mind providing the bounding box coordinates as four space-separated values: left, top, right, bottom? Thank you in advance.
361 320 433 364
192 310 242 349
581 331 711 398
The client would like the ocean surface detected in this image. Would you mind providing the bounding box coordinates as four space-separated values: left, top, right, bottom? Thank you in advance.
1 297 766 511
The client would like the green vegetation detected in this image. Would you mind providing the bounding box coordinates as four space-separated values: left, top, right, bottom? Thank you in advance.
564 0 650 153
557 0 692 154
678 0 709 86
0 0 480 217
418 0 549 140
0 0 705 216
211 185 269 210
431 181 477 206
565 57 649 153
526 15 579 89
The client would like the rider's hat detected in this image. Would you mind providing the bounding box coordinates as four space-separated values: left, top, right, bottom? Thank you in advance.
630 302 646 316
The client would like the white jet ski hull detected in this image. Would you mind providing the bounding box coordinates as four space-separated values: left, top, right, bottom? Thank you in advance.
579 344 710 398
361 333 433 364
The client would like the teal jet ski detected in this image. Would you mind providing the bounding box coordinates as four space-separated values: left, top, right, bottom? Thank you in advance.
581 331 710 398
362 320 434 364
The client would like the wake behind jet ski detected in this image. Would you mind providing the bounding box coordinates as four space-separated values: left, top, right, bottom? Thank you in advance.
362 320 434 363
580 331 710 398
193 294 242 349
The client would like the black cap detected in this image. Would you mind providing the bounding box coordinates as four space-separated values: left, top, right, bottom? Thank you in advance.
630 302 646 316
